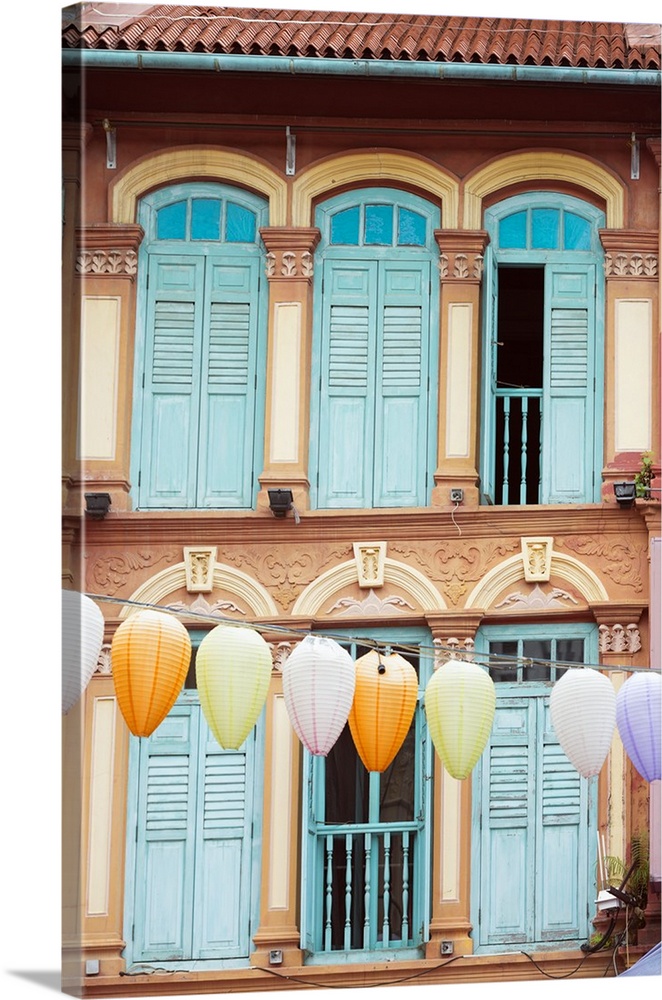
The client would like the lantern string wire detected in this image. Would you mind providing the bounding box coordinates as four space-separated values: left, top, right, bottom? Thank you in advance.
86 592 660 675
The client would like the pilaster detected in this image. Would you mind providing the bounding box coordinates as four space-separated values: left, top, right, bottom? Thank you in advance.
257 227 321 513
432 230 489 508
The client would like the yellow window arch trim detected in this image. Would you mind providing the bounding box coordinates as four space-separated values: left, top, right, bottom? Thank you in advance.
462 149 625 230
110 146 288 226
291 150 460 229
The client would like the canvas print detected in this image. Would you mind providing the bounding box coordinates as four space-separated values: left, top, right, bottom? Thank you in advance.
61 3 661 997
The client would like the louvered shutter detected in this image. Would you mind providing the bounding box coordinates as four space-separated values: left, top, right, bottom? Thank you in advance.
477 697 536 946
133 706 199 962
139 255 205 508
542 264 595 503
197 257 260 508
375 261 430 506
536 698 588 941
317 260 377 508
192 721 256 958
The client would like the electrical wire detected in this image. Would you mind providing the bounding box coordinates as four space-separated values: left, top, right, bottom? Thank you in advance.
87 592 660 675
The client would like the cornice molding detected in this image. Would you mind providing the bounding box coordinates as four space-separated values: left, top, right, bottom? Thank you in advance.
599 229 658 278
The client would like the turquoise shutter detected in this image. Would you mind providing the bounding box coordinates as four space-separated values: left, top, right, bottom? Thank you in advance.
477 697 536 946
140 255 205 508
192 722 255 958
536 698 588 941
317 260 377 508
133 706 199 961
375 261 430 507
542 264 595 503
198 257 260 508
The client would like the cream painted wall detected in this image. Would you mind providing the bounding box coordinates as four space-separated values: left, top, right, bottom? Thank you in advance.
86 697 117 916
269 303 301 464
445 303 473 458
614 298 653 452
77 296 120 461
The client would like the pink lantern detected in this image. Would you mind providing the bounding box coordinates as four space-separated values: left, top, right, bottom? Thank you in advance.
550 668 616 778
282 635 356 756
616 671 661 782
62 590 105 714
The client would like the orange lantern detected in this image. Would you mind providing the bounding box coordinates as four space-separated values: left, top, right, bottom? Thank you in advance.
348 649 418 772
111 610 191 737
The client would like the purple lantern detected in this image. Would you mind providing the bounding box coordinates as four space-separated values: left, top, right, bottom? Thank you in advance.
616 671 661 782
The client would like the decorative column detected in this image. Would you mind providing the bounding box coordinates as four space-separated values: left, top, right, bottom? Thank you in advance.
66 223 144 515
257 227 320 513
251 639 306 967
424 612 484 957
599 229 659 500
432 230 490 508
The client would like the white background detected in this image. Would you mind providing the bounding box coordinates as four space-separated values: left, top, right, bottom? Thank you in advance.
1 1 659 998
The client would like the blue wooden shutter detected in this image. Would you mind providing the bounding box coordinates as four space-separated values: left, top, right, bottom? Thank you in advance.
140 255 205 508
375 261 430 506
198 257 260 508
477 697 536 947
133 705 199 962
317 260 377 508
542 264 595 503
192 722 256 958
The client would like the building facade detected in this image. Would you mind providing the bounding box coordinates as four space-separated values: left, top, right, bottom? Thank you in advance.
62 6 661 996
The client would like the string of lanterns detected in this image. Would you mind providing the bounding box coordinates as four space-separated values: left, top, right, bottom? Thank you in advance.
62 590 661 785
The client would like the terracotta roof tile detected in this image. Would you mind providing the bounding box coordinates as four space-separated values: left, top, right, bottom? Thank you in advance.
62 5 661 70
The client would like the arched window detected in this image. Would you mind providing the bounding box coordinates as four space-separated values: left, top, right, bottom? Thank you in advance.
310 188 441 509
131 183 268 509
481 193 605 505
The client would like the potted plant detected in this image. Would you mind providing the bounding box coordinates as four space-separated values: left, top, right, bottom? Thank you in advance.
634 451 656 500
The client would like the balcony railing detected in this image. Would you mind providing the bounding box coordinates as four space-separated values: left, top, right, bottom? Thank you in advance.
494 387 543 505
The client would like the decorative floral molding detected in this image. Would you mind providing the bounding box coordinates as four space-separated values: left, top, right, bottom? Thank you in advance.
599 230 658 279
353 542 386 588
433 636 475 666
434 229 490 284
560 535 645 593
76 247 138 276
95 644 113 675
165 593 246 619
438 251 484 281
91 548 179 596
184 546 217 593
522 537 553 582
225 543 351 611
392 539 519 606
265 248 314 279
327 589 415 617
495 583 579 611
269 641 296 672
260 226 320 282
598 623 641 654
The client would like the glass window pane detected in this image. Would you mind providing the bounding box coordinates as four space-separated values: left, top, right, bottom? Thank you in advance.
522 639 552 681
330 206 360 245
325 723 369 823
365 204 393 245
531 208 559 249
379 718 415 823
398 208 426 246
564 212 592 250
226 202 256 242
555 638 585 664
156 200 187 240
191 198 221 240
489 640 519 682
499 211 527 248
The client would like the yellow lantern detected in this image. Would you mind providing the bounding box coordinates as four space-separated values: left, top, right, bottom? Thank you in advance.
425 657 496 779
196 624 272 750
349 649 418 773
111 610 191 737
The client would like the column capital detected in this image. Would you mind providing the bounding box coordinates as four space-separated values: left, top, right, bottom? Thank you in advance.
259 226 321 282
599 229 658 279
76 224 145 280
434 229 490 283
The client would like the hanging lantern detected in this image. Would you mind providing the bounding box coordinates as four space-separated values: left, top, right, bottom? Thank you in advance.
196 624 272 750
425 658 496 779
616 671 661 782
282 635 356 756
549 668 616 778
62 589 105 714
348 649 418 773
111 610 191 737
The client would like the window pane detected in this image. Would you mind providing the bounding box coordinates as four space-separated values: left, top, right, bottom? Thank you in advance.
325 723 369 823
330 206 360 245
522 639 552 681
499 211 527 248
398 208 426 246
564 212 592 250
226 202 256 242
191 198 221 240
489 640 519 682
379 720 415 823
365 204 393 245
156 200 187 239
531 208 559 249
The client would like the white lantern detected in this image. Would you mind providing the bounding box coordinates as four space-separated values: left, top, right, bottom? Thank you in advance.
282 635 355 756
550 668 616 778
62 590 105 714
616 671 661 782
